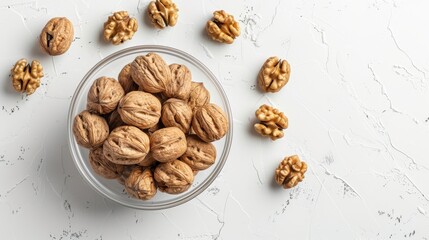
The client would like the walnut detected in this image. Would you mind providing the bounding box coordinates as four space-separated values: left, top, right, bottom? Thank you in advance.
107 110 125 131
206 10 240 44
161 98 193 133
87 77 125 115
10 59 43 95
117 91 161 129
147 0 178 29
131 53 172 93
118 63 139 93
103 126 150 165
254 104 288 140
150 127 187 162
103 11 138 45
146 121 164 136
89 147 124 179
117 165 137 185
39 17 74 55
164 64 192 100
192 103 229 142
258 57 291 93
154 160 194 194
125 167 157 200
138 152 158 167
180 135 216 171
73 110 109 148
275 155 307 189
187 82 210 111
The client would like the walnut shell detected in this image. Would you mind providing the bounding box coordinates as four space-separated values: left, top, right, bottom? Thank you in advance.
118 63 139 93
161 98 193 133
125 167 157 200
180 135 216 170
192 103 228 142
131 53 171 93
138 152 158 167
150 127 187 162
164 64 192 100
73 110 109 148
117 91 161 129
154 160 194 194
187 82 210 111
39 17 74 55
103 126 150 165
87 77 125 114
89 147 124 179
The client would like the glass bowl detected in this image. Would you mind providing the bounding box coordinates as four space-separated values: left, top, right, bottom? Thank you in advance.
67 45 233 210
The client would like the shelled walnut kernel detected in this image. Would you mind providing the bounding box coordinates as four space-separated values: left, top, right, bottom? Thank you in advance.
275 155 307 189
103 11 138 45
254 104 288 140
148 0 179 29
206 10 240 44
10 59 44 95
258 57 291 93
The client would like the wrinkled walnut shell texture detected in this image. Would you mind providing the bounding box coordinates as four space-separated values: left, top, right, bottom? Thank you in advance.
118 63 139 93
87 77 125 115
125 167 157 200
150 127 187 162
180 135 216 170
154 160 194 194
192 103 229 142
131 53 171 93
161 98 193 133
73 110 109 148
164 64 191 100
187 82 210 111
40 17 74 55
118 91 161 129
89 147 124 179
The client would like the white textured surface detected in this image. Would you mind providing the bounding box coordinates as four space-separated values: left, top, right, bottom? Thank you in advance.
1 0 429 239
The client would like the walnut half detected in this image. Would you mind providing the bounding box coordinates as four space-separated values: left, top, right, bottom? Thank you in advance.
103 11 138 45
206 10 240 44
258 57 291 93
254 104 288 140
275 155 307 189
148 0 178 29
10 59 44 95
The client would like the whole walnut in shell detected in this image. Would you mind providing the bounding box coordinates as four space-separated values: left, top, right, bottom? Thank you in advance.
187 82 210 111
10 58 44 95
161 98 193 133
180 135 216 170
192 103 229 142
89 147 124 179
150 127 187 162
131 53 172 93
148 0 179 29
125 167 157 200
87 77 125 114
275 155 307 189
73 110 109 148
40 17 74 55
164 64 191 100
258 57 291 93
103 126 150 165
154 160 194 194
117 91 161 129
118 63 139 93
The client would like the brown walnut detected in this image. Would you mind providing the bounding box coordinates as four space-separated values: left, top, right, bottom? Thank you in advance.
118 63 139 93
206 10 240 44
154 160 194 194
187 82 210 111
40 17 74 55
117 91 161 129
107 110 125 131
89 147 124 179
180 135 216 171
148 0 178 29
150 127 187 162
131 53 172 93
161 98 193 133
164 64 192 100
103 11 138 45
275 155 307 189
192 103 229 142
73 110 109 148
258 57 291 93
138 152 158 167
254 104 288 140
87 77 125 115
10 59 44 95
125 167 157 200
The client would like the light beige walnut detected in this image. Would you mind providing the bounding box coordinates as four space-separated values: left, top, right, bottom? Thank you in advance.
107 110 125 131
161 98 193 133
39 17 74 55
117 91 161 129
89 147 124 179
192 103 229 142
154 160 194 194
180 135 216 171
73 110 109 148
131 53 171 93
275 155 307 189
103 126 150 165
206 10 240 44
103 11 138 45
125 167 157 200
254 104 288 140
187 82 210 111
147 0 178 29
150 127 187 162
258 57 291 93
138 152 158 167
10 59 43 95
118 63 139 93
164 64 191 100
87 77 125 115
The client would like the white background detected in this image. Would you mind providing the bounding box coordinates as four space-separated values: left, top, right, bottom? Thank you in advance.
1 0 429 239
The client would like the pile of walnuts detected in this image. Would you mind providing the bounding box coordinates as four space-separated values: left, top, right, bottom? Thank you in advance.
73 52 229 200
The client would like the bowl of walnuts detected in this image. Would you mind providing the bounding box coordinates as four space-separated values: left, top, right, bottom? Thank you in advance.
68 45 232 210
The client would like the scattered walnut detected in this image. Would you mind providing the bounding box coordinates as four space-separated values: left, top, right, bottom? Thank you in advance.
258 57 291 93
125 167 157 200
89 147 124 179
118 63 139 93
180 135 216 171
275 155 307 189
10 59 44 95
103 11 138 45
164 64 192 100
192 103 229 142
254 104 288 140
150 127 187 162
103 126 150 165
107 110 125 131
154 160 194 194
161 98 193 133
87 77 125 115
187 82 210 111
206 10 240 44
117 91 161 129
73 110 109 148
131 53 172 93
147 0 179 29
39 17 74 55
138 152 158 167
